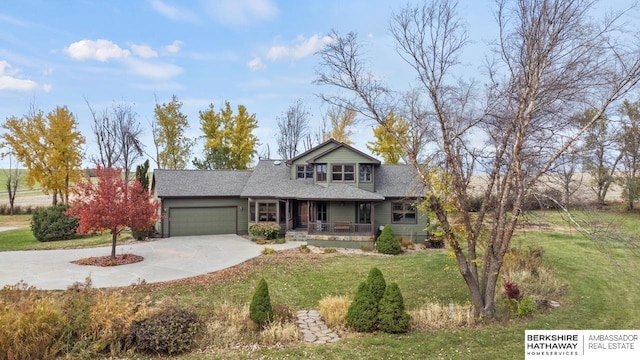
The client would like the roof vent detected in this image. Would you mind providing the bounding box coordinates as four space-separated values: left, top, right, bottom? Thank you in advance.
273 160 282 165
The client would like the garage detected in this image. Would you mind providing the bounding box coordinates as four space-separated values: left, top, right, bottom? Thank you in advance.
169 207 237 237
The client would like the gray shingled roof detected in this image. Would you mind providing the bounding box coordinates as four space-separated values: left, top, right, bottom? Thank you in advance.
241 160 385 200
154 162 425 200
154 169 252 197
375 165 426 197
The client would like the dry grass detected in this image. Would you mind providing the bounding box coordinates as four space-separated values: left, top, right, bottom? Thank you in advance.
318 295 351 330
199 301 300 351
409 302 476 330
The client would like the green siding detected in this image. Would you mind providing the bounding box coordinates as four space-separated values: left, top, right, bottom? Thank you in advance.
329 202 356 223
314 146 374 164
374 199 428 243
160 198 248 236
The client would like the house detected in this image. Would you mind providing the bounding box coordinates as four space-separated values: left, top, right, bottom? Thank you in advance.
152 139 429 248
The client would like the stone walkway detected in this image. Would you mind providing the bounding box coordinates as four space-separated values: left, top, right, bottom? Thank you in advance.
296 310 340 344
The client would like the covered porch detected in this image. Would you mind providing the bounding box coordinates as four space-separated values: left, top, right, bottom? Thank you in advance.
287 199 377 236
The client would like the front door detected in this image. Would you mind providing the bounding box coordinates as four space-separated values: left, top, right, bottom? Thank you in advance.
297 201 308 228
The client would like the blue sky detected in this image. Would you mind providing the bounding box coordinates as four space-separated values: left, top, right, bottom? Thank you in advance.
0 0 629 169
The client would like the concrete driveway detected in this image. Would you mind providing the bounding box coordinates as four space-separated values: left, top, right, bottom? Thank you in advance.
0 235 304 290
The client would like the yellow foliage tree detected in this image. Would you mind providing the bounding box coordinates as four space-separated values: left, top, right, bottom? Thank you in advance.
324 107 356 144
194 101 258 170
367 112 408 164
1 106 85 204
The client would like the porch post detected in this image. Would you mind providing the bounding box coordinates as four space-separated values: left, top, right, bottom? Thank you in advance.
370 201 375 235
285 200 290 230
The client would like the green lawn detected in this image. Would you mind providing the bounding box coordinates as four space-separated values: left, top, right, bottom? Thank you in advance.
2 210 638 359
130 211 639 359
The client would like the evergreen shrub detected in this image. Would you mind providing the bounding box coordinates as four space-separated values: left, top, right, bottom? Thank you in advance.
378 282 411 333
250 278 274 326
345 281 379 332
376 225 402 255
31 204 79 242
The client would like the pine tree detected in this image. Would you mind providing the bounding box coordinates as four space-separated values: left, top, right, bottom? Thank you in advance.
367 267 386 303
376 225 402 255
345 281 379 332
378 282 411 333
249 278 273 326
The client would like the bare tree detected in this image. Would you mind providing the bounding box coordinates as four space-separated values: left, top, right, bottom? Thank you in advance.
3 155 21 215
548 144 584 208
276 99 310 160
617 98 640 210
577 109 622 208
316 0 640 317
87 99 144 181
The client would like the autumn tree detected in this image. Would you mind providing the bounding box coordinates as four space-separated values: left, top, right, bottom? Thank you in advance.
153 95 192 169
1 105 85 205
276 99 310 160
576 109 622 208
323 106 356 144
87 99 144 182
316 0 640 317
367 112 408 164
193 101 258 170
67 166 160 259
617 98 640 210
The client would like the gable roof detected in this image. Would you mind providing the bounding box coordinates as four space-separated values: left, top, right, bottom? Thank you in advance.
285 138 380 165
241 160 385 200
154 169 252 197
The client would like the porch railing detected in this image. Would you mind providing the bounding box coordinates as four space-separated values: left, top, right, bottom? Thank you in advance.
307 221 374 235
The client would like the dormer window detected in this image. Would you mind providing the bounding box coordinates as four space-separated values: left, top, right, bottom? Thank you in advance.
316 164 327 181
332 164 355 182
296 165 313 179
359 164 373 182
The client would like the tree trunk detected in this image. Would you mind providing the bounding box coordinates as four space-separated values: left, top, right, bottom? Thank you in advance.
111 230 117 259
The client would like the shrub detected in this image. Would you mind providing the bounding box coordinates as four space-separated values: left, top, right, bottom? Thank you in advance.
319 295 351 330
126 308 201 355
378 283 411 333
249 222 281 240
31 204 79 242
131 226 155 240
250 278 274 326
262 247 276 255
323 247 337 254
345 281 379 332
367 267 386 303
376 225 402 255
298 244 311 253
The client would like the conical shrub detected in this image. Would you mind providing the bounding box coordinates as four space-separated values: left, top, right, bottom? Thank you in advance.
345 281 379 332
367 267 386 303
378 282 411 333
376 225 402 255
249 278 273 326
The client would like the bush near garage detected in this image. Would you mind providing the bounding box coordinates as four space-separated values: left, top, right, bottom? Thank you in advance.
249 222 281 240
30 204 79 242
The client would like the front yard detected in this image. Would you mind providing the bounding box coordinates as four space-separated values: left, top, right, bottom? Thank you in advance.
1 210 639 359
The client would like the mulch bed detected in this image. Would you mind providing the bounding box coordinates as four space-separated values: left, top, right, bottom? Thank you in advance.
71 254 144 267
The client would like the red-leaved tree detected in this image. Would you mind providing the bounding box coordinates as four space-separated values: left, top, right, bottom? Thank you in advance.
67 166 160 259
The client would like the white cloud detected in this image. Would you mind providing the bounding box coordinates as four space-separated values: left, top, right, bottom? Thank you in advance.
0 60 38 91
130 43 158 58
66 39 130 62
202 0 277 28
127 58 183 80
247 57 266 71
149 0 199 22
163 40 183 54
267 34 334 62
42 84 52 92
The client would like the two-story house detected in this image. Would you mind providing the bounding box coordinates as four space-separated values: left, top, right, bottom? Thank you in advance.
152 139 429 248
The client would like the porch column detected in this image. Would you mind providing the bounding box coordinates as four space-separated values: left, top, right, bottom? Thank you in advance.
370 201 375 235
285 200 290 230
